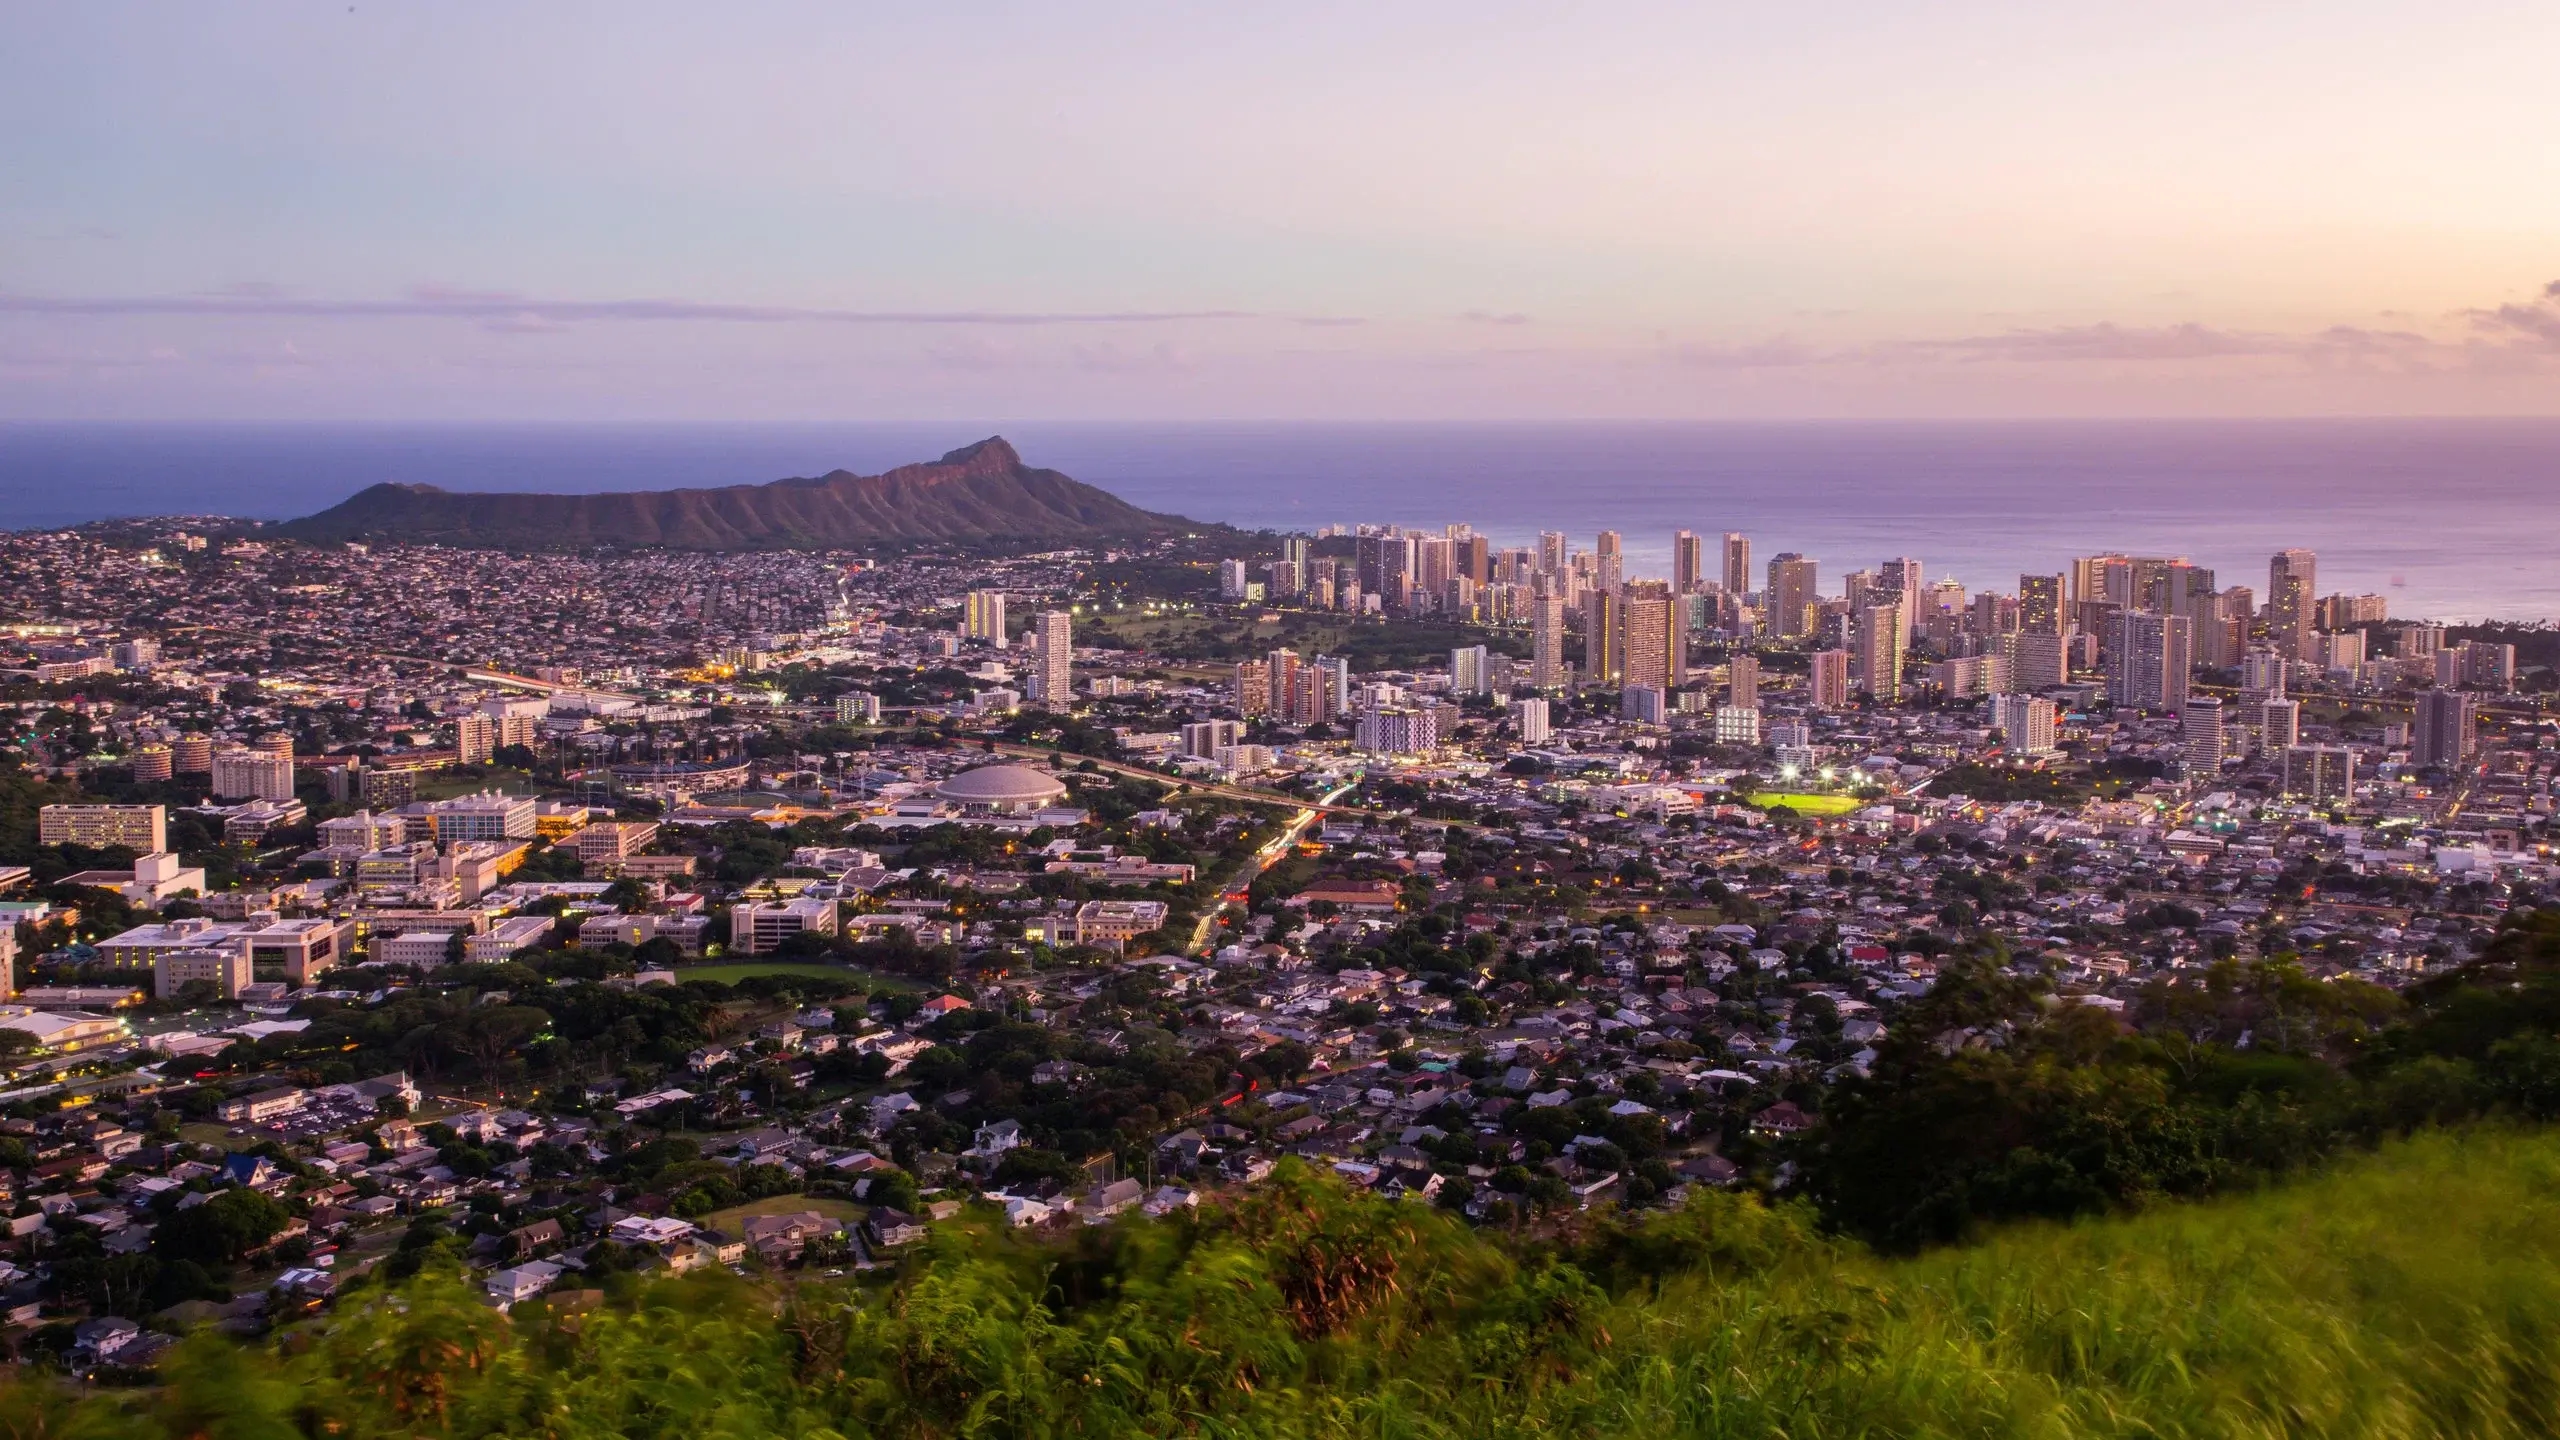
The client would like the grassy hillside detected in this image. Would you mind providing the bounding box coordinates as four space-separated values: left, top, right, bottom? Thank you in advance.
16 1128 2560 1439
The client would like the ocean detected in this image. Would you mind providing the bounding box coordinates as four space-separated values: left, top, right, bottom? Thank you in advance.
4 418 2558 623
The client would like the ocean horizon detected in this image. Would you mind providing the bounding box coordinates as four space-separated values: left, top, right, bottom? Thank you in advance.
6 416 2558 624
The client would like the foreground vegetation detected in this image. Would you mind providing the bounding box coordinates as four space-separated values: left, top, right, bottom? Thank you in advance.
10 1127 2560 1439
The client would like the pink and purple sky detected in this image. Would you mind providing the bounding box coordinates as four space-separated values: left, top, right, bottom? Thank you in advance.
5 2 2558 421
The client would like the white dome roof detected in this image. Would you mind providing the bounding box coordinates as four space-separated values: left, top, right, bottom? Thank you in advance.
937 763 1069 805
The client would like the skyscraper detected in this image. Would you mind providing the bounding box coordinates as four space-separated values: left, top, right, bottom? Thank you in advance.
1808 649 1852 709
1449 645 1491 696
2257 696 2301 751
1767 554 1819 639
1620 584 1675 690
1989 693 2059 755
1530 588 1568 690
1721 533 1752 597
1511 697 1551 745
1031 610 1073 704
1672 531 1706 594
1583 590 1622 685
1879 557 1923 645
2019 574 2065 635
2001 630 2068 690
2108 612 2192 712
1853 602 1905 702
1594 531 1624 593
964 589 1008 648
2239 649 2289 695
2269 549 2318 660
2181 697 2226 779
1537 531 1570 576
1727 654 1760 710
2414 687 2477 770
2283 745 2356 802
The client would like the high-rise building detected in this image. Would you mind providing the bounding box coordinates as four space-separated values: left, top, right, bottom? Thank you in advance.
2257 696 2301 752
211 749 296 803
1767 554 1819 639
1988 693 2059 755
2070 554 2129 611
1620 583 1676 690
1878 558 1923 645
130 743 173 783
1355 706 1441 755
1261 649 1307 718
1031 610 1073 704
1619 684 1668 725
2239 650 2288 695
455 712 496 765
964 589 1009 647
835 693 882 725
1313 654 1352 721
2317 592 2389 629
2268 549 2318 660
39 804 167 852
2181 697 2226 779
172 732 215 776
1672 531 1706 594
1852 603 1905 702
1721 533 1752 597
2107 612 2192 712
1927 654 2010 697
2282 745 2357 803
1537 531 1570 575
2001 630 2068 691
1449 645 1491 696
1713 705 1762 745
1511 697 1551 745
1727 654 1760 710
2414 687 2477 770
1530 588 1568 690
1582 590 1621 686
1809 649 1852 709
1232 660 1272 717
1181 719 1246 758
1592 531 1624 593
2451 641 2518 692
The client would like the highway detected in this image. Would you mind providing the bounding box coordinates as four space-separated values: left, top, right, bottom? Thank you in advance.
1185 780 1360 955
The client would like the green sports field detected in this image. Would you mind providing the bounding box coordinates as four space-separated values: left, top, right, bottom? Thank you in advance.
1747 791 1866 815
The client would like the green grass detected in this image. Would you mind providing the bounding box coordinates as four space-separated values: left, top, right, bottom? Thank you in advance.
1747 790 1866 814
28 1129 2560 1438
697 1193 865 1238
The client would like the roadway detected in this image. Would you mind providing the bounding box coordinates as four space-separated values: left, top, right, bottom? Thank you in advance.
1185 780 1360 955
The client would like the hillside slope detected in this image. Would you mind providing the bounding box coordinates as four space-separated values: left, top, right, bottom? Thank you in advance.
17 1129 2560 1438
274 437 1183 548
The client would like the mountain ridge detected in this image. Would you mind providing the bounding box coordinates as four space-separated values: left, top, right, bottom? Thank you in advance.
273 436 1189 549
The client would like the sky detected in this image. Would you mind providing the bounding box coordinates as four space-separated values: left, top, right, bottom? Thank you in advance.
4 1 2559 421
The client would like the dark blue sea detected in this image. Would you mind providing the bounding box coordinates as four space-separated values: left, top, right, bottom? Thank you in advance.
4 418 2558 623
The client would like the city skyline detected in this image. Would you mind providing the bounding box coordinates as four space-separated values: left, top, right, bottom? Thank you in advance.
6 5 2560 420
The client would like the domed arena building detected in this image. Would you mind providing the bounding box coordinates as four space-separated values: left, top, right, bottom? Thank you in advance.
936 763 1071 816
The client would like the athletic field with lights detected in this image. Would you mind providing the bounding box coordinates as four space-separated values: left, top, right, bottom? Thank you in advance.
1746 791 1866 815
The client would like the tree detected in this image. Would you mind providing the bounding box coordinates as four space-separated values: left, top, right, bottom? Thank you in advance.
153 1189 289 1266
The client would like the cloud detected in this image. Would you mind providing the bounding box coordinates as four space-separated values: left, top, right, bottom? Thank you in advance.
1892 322 2285 363
0 284 1322 329
2469 282 2560 350
1660 337 1829 369
1461 310 1532 325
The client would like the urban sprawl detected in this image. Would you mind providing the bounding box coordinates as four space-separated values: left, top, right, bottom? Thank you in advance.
0 514 2548 1371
